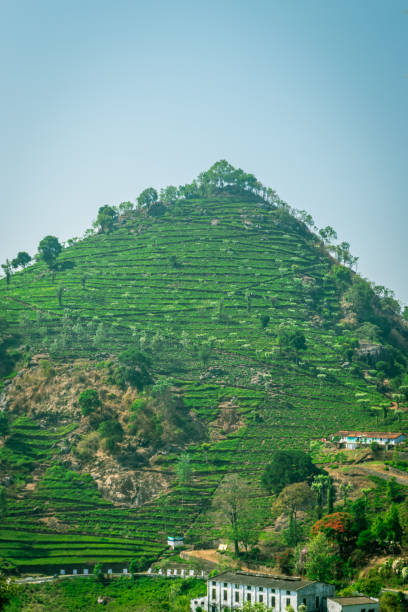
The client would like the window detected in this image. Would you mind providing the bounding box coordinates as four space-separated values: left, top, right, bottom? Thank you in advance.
212 581 216 586
259 594 264 603
224 583 228 587
235 592 240 603
247 593 251 602
361 609 366 612
259 587 263 592
223 590 227 601
303 599 307 606
212 589 216 600
316 597 320 608
235 584 240 588
271 596 276 607
271 589 276 593
287 591 291 595
286 598 291 608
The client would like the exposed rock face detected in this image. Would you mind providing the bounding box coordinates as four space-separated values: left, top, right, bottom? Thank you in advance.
91 468 169 506
1 359 200 508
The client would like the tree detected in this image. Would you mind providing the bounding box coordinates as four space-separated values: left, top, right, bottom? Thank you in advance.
38 235 62 277
277 326 307 363
311 475 332 519
304 532 339 581
275 482 316 545
259 315 270 329
379 591 404 612
176 453 192 509
93 562 104 583
1 260 11 285
201 442 211 464
117 348 152 390
213 474 261 556
94 205 118 233
319 226 338 244
0 412 9 438
11 251 31 269
99 419 123 452
340 481 352 506
118 201 133 213
0 486 7 517
129 557 147 575
137 187 158 208
57 286 64 307
0 573 17 608
262 450 320 495
160 186 178 205
176 453 192 486
78 389 100 416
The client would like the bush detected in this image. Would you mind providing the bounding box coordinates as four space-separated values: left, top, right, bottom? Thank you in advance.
78 389 100 416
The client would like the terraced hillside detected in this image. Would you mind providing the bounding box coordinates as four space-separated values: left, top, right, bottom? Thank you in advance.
1 163 407 573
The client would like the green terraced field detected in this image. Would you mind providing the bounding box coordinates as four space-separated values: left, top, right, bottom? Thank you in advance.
1 189 407 573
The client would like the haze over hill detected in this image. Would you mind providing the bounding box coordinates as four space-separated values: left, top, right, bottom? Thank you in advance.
0 161 408 575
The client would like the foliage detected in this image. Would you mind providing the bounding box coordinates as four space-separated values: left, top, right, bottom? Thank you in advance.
0 412 9 438
4 576 205 611
303 531 340 581
117 349 152 390
311 512 354 541
212 474 261 556
11 252 31 270
95 205 118 233
78 389 100 416
98 418 124 452
176 453 192 485
262 450 320 494
37 235 62 270
138 188 158 208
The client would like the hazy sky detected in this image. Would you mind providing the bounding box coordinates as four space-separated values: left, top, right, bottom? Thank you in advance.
1 1 407 303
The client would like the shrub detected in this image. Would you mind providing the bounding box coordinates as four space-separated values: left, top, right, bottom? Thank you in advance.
78 389 100 416
76 432 100 459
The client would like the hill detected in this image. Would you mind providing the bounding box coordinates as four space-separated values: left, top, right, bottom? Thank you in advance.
1 161 408 575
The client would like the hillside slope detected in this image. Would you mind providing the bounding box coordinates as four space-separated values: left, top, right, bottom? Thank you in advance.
0 163 407 573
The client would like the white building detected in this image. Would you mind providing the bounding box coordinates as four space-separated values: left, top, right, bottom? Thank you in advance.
167 536 184 549
327 596 379 612
336 431 405 450
191 571 335 612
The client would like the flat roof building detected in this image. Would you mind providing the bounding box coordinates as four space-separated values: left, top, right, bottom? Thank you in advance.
327 596 379 612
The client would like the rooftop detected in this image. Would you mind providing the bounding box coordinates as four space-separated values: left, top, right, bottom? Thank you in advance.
336 431 404 440
329 597 378 606
212 571 314 590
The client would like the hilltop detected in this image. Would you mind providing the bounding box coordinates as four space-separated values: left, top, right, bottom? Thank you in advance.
1 161 408 576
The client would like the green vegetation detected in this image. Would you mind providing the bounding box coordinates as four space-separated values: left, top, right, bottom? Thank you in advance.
0 160 408 584
4 576 205 611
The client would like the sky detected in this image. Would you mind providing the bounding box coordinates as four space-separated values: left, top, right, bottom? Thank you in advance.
1 0 407 303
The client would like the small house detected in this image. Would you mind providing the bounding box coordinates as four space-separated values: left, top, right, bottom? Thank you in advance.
335 431 405 450
327 596 379 612
167 535 184 549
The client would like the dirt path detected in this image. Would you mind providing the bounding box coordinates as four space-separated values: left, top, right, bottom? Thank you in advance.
350 464 408 486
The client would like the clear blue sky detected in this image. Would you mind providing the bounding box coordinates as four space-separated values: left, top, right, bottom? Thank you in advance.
1 0 407 303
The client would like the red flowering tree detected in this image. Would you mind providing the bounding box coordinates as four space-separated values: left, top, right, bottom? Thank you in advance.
311 512 354 549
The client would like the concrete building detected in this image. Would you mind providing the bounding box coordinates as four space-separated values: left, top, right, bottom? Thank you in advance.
191 570 335 612
327 597 379 612
336 431 405 450
167 536 184 549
